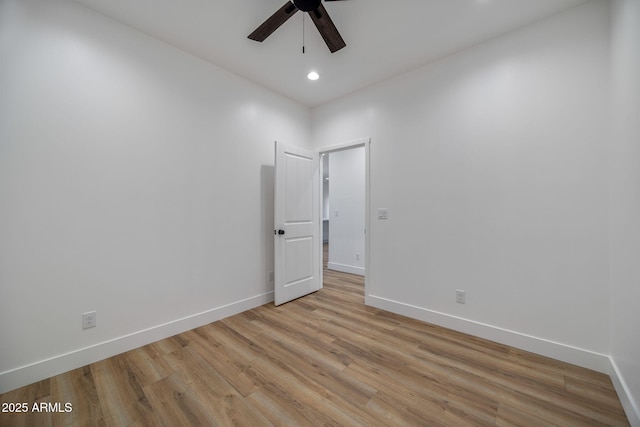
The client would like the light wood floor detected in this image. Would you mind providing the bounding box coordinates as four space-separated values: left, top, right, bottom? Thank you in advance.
1 257 629 426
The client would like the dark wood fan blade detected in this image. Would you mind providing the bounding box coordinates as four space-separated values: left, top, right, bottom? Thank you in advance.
248 1 299 42
309 3 346 53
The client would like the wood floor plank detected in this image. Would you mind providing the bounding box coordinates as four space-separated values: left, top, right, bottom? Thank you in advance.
564 375 627 413
246 303 356 372
249 327 378 409
141 374 213 426
50 366 106 427
161 346 271 426
353 355 497 427
181 326 264 397
89 357 157 426
496 403 561 427
244 388 312 427
0 252 630 426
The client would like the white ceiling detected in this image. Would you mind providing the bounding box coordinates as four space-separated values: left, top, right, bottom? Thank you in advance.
73 0 590 107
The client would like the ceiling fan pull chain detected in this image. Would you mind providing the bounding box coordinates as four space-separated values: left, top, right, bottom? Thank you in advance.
302 13 306 54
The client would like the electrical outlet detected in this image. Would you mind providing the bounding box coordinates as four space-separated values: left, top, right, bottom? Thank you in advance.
267 271 274 282
83 311 96 329
356 253 360 261
456 290 466 304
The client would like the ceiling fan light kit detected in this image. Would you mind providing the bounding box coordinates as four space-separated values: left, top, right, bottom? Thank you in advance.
248 0 347 53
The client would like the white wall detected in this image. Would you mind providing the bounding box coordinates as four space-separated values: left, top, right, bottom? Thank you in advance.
327 147 366 275
609 0 640 423
0 0 310 392
313 1 611 368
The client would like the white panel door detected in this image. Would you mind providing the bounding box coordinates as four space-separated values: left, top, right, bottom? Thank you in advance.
274 141 320 305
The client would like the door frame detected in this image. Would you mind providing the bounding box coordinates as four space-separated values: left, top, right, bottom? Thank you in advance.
317 137 371 298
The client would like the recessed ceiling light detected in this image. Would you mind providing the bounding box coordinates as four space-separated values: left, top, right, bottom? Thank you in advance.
307 71 320 81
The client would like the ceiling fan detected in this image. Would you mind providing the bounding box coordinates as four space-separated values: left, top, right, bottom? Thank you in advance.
248 0 347 53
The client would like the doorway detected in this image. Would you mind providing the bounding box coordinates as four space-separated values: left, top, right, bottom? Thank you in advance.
319 138 370 296
272 138 370 306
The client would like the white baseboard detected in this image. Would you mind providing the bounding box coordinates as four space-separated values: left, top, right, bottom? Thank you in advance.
609 358 640 427
0 291 274 394
327 262 365 276
365 293 610 372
